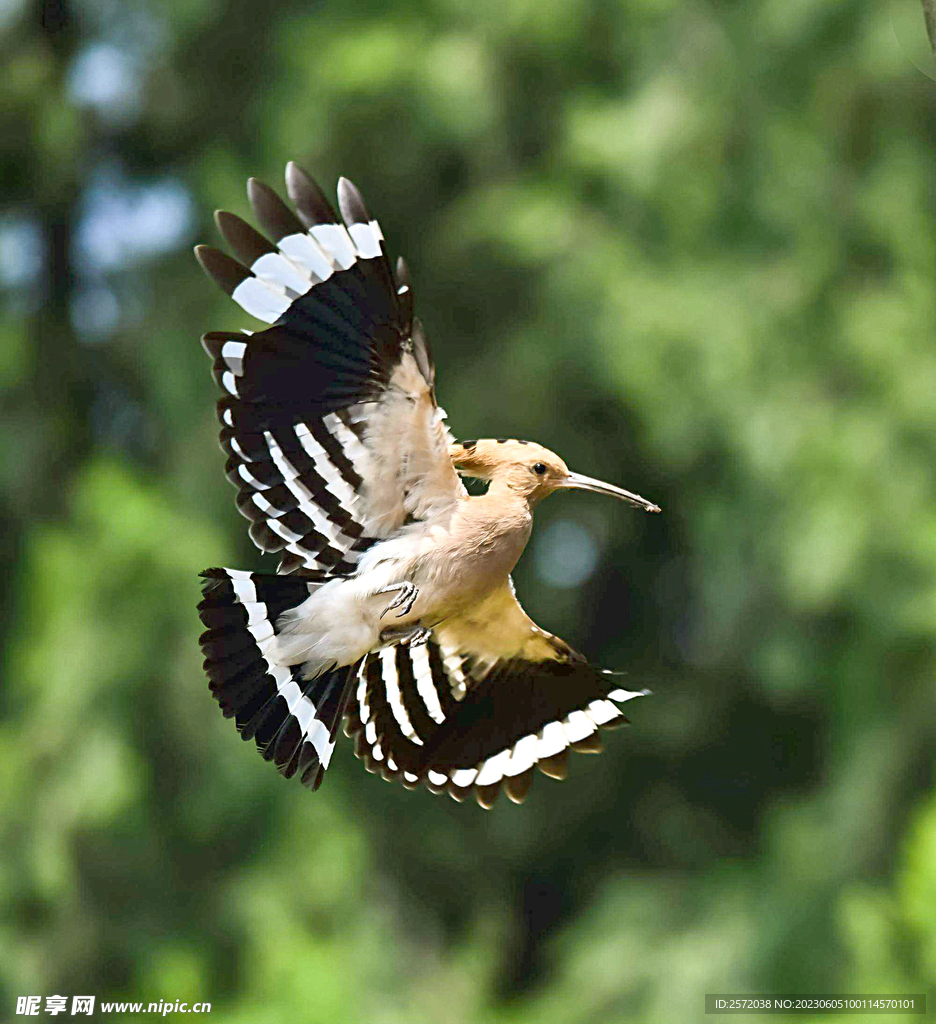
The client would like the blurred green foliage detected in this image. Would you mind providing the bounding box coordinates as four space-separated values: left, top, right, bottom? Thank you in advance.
1 0 934 1020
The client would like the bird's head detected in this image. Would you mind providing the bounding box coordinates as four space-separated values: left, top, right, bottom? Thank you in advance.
449 439 661 511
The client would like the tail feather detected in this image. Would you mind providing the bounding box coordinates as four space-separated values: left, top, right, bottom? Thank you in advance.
202 630 262 684
262 667 355 790
197 567 355 789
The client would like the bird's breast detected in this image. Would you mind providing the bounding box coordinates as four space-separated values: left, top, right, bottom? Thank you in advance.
417 501 532 616
354 499 532 625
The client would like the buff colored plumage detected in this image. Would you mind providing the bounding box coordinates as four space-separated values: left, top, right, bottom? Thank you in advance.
194 163 659 807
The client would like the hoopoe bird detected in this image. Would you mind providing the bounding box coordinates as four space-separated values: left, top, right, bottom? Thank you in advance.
194 163 661 808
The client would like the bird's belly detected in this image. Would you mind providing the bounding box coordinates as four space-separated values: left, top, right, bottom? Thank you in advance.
409 522 531 624
272 519 531 673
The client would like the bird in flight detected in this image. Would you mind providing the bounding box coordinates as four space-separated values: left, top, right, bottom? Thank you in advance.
194 163 660 808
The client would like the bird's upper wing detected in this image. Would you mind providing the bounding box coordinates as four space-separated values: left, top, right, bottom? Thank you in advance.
346 580 648 808
196 164 465 574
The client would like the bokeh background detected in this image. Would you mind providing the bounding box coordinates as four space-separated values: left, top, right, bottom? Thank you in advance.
2 0 935 1020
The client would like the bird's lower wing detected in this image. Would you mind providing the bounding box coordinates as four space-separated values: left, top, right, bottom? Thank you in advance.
197 165 464 575
198 568 357 791
346 581 648 807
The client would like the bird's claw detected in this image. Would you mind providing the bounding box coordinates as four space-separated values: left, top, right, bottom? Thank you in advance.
377 581 418 619
379 625 431 648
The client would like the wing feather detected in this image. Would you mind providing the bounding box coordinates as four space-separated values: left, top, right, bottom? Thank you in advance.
347 581 648 807
196 165 464 573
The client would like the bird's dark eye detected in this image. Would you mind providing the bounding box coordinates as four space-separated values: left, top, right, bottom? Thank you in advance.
533 462 547 475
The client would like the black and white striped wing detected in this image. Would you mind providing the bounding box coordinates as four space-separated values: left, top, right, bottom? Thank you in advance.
345 583 648 808
198 568 353 791
196 164 464 574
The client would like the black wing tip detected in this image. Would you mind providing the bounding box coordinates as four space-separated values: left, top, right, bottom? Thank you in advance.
198 566 235 596
503 768 534 805
195 245 249 296
247 176 304 241
214 209 276 265
337 176 370 226
285 161 338 226
284 160 304 185
351 638 645 809
193 243 212 271
200 329 247 361
200 333 219 359
245 175 267 202
245 176 273 214
246 177 284 216
395 256 410 288
474 783 500 810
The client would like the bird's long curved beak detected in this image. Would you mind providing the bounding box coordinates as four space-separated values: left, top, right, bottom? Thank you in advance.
561 472 661 513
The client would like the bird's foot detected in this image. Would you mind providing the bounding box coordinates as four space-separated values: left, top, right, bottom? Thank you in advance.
377 581 418 619
379 624 431 648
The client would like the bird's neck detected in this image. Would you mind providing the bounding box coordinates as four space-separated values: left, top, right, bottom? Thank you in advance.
481 478 535 514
